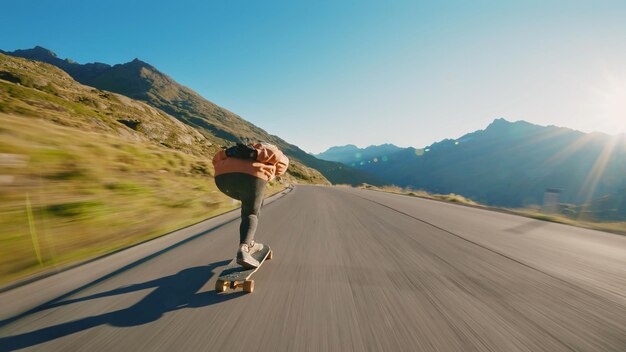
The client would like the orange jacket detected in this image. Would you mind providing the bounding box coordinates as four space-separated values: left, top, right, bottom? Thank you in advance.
212 143 289 181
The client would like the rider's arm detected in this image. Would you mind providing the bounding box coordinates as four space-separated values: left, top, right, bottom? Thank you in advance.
212 149 227 167
275 154 289 176
255 146 285 165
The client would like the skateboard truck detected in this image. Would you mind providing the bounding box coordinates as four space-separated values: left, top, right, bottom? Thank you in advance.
215 247 272 294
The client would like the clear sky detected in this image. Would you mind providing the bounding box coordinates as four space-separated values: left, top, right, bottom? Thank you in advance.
2 0 626 153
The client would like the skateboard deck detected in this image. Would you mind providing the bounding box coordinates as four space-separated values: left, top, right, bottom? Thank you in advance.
215 244 272 293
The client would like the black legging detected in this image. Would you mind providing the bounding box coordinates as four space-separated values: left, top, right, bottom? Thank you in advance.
215 173 267 245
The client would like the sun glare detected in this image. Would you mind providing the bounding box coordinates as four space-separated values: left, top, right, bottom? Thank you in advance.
593 73 626 134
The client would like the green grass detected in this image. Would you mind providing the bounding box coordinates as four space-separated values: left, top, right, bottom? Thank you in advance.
357 184 481 206
0 52 309 286
0 113 286 286
517 210 626 235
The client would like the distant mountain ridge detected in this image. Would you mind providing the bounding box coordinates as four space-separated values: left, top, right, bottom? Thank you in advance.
2 46 382 186
322 119 626 218
0 46 112 83
315 144 403 165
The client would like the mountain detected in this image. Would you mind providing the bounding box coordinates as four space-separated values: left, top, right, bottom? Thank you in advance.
3 47 382 186
1 52 341 283
0 52 296 282
0 52 210 154
315 144 404 165
0 46 111 83
328 119 626 214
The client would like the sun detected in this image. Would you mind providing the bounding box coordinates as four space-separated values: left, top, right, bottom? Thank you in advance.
594 73 626 134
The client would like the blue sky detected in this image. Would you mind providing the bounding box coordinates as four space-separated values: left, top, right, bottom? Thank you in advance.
2 0 626 153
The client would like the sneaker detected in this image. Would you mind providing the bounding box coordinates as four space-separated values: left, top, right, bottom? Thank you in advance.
248 241 263 254
237 243 260 269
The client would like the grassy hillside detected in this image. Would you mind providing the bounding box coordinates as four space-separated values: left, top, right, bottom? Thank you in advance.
86 58 383 185
4 47 382 186
0 53 286 285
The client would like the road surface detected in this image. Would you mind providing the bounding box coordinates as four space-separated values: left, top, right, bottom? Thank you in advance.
1 185 625 351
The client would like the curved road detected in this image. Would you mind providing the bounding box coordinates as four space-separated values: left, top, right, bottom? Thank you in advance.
0 185 625 351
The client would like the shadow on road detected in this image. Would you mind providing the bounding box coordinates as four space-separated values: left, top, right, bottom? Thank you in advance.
0 260 241 352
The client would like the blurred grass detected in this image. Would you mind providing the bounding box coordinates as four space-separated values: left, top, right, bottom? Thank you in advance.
516 210 626 234
0 113 286 286
357 184 626 235
357 184 480 206
0 53 313 287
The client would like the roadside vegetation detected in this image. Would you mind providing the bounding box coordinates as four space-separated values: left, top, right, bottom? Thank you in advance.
357 184 626 236
0 54 294 286
3 47 374 185
357 184 480 205
0 113 287 286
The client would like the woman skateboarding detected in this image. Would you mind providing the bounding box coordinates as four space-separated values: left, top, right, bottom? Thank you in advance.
212 142 289 269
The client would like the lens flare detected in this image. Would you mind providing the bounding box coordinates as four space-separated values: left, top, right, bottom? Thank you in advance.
588 71 626 134
542 133 596 167
578 136 620 211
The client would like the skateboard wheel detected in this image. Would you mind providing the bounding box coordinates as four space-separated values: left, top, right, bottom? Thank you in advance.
243 280 254 293
215 279 228 293
267 250 273 260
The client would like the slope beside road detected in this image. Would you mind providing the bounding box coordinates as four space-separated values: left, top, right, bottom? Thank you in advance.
0 185 625 351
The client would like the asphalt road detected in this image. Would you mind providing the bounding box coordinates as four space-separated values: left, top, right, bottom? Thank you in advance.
0 185 625 351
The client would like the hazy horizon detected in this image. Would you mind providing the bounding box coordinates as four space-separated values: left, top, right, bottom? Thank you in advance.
2 0 626 153
315 117 626 154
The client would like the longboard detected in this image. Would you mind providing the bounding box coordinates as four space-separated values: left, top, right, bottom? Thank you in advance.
215 244 272 293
